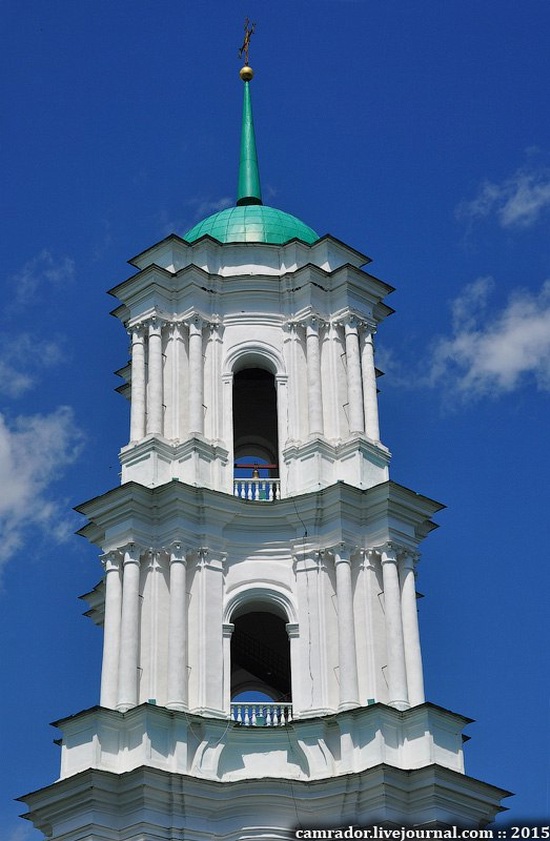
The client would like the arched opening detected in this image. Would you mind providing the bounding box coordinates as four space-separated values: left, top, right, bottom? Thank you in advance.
231 611 291 701
233 367 280 500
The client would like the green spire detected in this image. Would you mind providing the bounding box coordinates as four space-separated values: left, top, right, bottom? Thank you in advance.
237 77 263 207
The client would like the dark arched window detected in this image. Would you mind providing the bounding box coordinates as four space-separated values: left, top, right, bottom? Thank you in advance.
230 610 291 702
233 367 280 500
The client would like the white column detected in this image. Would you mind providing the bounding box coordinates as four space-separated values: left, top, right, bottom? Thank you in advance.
400 550 425 706
380 545 409 710
169 323 184 441
117 545 141 711
146 317 164 436
99 552 122 709
166 544 188 710
188 316 204 435
129 325 146 441
361 326 380 441
333 546 359 710
306 318 324 436
344 318 365 435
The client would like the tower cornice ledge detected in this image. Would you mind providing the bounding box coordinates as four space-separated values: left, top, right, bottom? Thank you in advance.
75 479 444 557
127 232 373 274
19 702 510 834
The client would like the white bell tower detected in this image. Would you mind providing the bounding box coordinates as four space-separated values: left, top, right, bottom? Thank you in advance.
21 60 510 840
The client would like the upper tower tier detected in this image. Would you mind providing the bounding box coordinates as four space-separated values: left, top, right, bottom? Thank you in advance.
113 66 394 497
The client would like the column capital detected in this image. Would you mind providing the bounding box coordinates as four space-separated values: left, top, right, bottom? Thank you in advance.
359 320 377 338
145 313 166 333
305 314 327 333
187 313 204 331
361 548 381 569
377 542 400 564
205 317 222 334
292 548 325 571
167 541 187 563
398 548 420 570
344 314 361 332
127 322 146 340
100 550 123 572
193 547 227 571
168 321 185 338
323 543 359 564
334 311 361 330
122 543 142 565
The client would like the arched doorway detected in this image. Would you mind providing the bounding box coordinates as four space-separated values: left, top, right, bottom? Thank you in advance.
230 605 292 725
233 367 280 500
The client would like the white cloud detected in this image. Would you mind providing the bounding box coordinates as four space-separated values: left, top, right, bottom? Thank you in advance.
428 278 550 398
193 196 233 219
8 250 75 308
0 334 64 398
4 821 33 841
457 166 550 229
2 824 34 841
0 407 84 571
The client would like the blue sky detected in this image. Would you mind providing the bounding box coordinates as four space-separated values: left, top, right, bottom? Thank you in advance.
1 0 550 836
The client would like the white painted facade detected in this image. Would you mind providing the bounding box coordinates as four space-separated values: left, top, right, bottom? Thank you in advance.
21 232 510 838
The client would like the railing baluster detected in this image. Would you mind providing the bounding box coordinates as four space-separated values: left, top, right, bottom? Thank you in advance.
231 701 292 725
233 478 281 501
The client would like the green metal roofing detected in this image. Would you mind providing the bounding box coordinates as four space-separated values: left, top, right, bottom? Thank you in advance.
183 75 318 246
183 204 318 245
237 80 262 206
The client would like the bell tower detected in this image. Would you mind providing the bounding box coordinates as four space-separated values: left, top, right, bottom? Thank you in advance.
21 58 510 840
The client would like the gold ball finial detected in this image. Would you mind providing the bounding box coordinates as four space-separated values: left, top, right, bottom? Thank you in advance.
240 65 254 82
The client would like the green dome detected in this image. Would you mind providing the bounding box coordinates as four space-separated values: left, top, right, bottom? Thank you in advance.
183 204 318 245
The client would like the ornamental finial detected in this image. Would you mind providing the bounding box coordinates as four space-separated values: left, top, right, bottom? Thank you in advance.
238 17 255 81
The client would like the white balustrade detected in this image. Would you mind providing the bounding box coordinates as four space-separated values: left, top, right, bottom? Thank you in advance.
233 478 281 501
230 702 293 726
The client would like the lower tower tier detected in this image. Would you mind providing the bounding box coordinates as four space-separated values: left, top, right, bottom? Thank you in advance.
21 704 510 840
